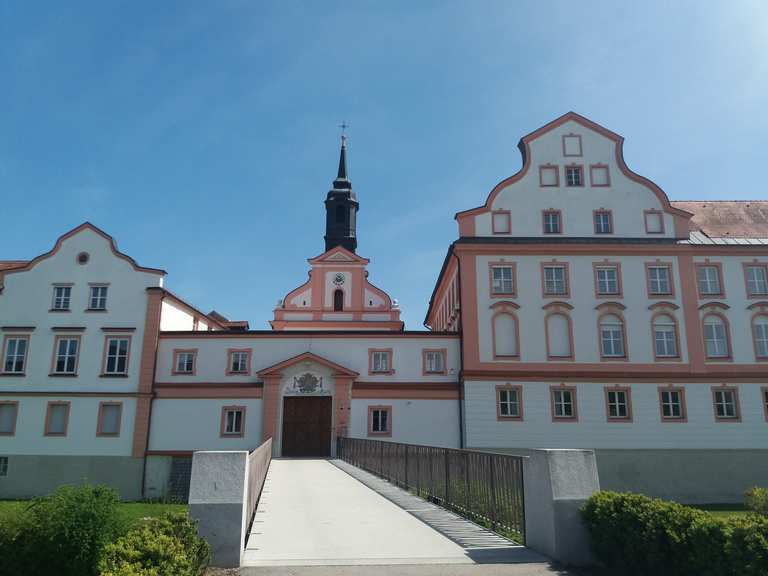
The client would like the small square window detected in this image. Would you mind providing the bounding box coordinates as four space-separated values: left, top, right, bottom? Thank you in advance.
606 388 631 420
97 403 122 436
497 386 522 419
89 286 108 310
3 336 28 374
697 264 723 297
647 265 673 296
543 211 562 234
228 350 250 374
45 402 70 436
370 350 392 374
745 264 768 297
539 165 559 187
173 350 196 374
551 387 577 420
595 266 620 296
423 350 445 374
712 388 739 421
644 211 664 234
368 406 391 435
52 286 72 311
491 266 515 295
53 337 79 375
594 210 613 234
543 265 568 296
659 388 685 420
562 134 582 157
565 166 583 187
492 211 511 234
221 406 245 436
590 165 610 187
104 337 130 375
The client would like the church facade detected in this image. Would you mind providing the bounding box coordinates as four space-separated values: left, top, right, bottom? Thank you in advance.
1 113 767 503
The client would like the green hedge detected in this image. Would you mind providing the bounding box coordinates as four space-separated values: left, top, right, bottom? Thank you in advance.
581 491 768 576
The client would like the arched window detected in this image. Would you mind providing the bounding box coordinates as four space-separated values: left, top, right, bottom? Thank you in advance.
703 314 729 359
336 204 346 223
753 315 768 359
546 313 572 359
333 289 344 312
652 314 679 358
493 313 519 358
599 314 626 359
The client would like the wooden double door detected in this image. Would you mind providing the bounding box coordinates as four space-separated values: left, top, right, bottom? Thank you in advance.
281 396 332 457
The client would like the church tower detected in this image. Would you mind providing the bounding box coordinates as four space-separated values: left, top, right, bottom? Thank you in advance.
324 135 359 253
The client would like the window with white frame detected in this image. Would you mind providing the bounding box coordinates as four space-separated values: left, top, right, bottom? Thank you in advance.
660 389 684 419
498 387 521 418
104 337 129 375
543 265 568 295
175 351 196 374
98 403 122 436
371 350 391 373
647 265 672 295
491 266 514 295
713 389 738 420
229 351 249 373
552 388 576 419
543 211 562 234
697 265 722 297
703 315 729 358
222 407 244 436
754 316 768 358
565 166 583 187
606 389 630 419
89 286 108 310
0 403 18 435
52 286 72 310
746 265 768 296
595 266 620 296
594 210 612 234
599 314 626 358
424 350 445 373
3 337 28 373
653 315 679 358
369 407 390 434
53 337 79 374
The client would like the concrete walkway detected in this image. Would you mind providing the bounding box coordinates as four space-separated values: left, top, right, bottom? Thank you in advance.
242 459 551 568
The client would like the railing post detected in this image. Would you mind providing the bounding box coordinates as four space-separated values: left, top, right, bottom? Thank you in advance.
489 455 498 531
444 449 450 506
404 444 409 489
380 440 384 476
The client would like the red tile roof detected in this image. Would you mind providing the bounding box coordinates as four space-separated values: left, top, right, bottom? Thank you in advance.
672 201 768 238
0 261 28 271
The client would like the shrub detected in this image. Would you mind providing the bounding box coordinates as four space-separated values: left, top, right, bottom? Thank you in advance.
582 491 768 576
99 513 209 576
745 486 768 516
5 484 124 576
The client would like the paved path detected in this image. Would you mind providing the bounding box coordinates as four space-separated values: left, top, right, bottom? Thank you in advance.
242 459 551 568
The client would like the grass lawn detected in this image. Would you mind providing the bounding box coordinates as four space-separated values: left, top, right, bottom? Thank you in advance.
0 500 186 526
693 503 751 519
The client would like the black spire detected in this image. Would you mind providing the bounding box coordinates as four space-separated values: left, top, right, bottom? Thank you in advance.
324 134 359 252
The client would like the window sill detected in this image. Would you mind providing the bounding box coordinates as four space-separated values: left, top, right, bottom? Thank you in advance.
48 309 71 313
85 309 108 313
171 372 196 376
552 417 578 422
369 371 394 376
96 433 120 438
0 372 25 377
606 417 633 423
226 372 250 376
220 434 244 438
367 432 392 437
48 373 78 377
100 373 129 378
497 416 523 422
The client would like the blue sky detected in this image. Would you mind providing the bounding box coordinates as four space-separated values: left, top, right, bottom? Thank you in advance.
1 1 766 328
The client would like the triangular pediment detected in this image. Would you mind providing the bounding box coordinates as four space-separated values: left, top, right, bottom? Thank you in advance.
257 351 359 377
308 245 369 265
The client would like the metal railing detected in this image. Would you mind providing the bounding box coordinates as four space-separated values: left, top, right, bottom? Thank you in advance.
245 437 272 533
338 437 525 543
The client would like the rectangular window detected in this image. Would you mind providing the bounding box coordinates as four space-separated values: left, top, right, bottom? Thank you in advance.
647 265 673 296
370 350 392 374
595 266 620 296
52 337 79 375
103 337 130 375
88 286 108 310
551 387 576 420
654 323 679 358
543 265 568 296
704 318 729 358
763 387 768 422
745 265 768 296
697 264 723 297
45 402 70 436
590 165 610 187
0 456 7 477
221 406 245 436
492 211 511 234
562 134 582 156
0 402 19 435
3 336 28 374
497 386 522 419
423 350 445 374
754 320 768 358
565 166 583 187
712 388 739 421
606 388 631 420
52 286 72 311
539 165 559 187
594 210 613 234
228 350 250 374
491 266 515 295
542 211 562 234
659 388 685 421
368 406 392 435
97 402 122 436
173 350 196 374
644 210 664 234
600 320 626 358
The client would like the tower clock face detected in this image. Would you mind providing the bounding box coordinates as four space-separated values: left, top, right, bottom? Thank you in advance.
333 273 345 286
